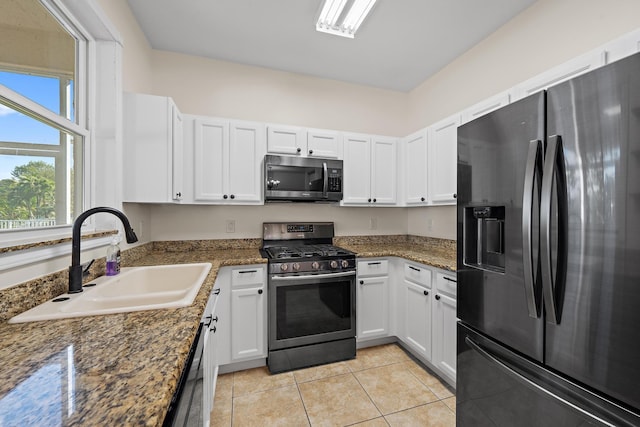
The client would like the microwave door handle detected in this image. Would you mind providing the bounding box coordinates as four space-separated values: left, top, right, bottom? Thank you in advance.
323 162 328 198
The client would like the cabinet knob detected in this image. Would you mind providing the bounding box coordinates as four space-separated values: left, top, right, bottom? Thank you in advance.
373 198 377 203
212 316 218 323
423 290 429 296
435 294 441 300
359 280 364 285
214 288 221 295
223 194 228 199
368 198 372 203
176 192 182 198
453 193 457 199
230 194 235 199
211 325 217 333
258 289 263 294
421 197 425 202
296 147 301 153
309 149 313 155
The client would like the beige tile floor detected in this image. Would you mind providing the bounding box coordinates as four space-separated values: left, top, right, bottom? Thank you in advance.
210 343 456 427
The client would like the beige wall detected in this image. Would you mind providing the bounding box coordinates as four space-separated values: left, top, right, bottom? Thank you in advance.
100 0 640 242
407 0 640 132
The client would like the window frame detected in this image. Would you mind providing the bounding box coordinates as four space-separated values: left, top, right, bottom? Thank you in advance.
0 0 93 246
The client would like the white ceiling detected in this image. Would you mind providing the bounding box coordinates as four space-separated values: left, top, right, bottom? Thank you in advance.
126 0 537 92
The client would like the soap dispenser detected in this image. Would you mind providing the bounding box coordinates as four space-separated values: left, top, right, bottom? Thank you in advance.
106 234 122 276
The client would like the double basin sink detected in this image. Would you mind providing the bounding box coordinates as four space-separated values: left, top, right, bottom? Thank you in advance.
9 263 212 323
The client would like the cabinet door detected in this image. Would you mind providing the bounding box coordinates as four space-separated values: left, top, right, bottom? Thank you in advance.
429 115 459 204
403 280 432 360
342 134 372 204
461 91 510 125
433 292 457 383
404 129 428 205
511 49 606 101
267 125 306 155
228 121 264 203
605 28 640 64
357 276 389 340
231 286 265 360
123 93 174 203
371 137 397 205
194 118 228 201
307 129 342 158
171 102 184 201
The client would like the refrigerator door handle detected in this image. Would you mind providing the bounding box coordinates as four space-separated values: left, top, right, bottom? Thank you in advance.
522 139 542 318
540 135 568 325
465 336 616 427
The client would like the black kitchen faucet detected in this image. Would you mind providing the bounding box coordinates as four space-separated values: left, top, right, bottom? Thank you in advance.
68 207 138 293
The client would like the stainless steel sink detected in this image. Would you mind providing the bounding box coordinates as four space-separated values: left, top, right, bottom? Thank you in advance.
9 263 212 323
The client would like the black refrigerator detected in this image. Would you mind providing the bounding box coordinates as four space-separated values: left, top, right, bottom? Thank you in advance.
456 51 640 426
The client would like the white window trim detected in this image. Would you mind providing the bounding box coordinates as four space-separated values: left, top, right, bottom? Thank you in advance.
0 0 122 274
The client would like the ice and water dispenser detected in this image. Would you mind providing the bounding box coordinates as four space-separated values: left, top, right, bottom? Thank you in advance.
463 206 505 273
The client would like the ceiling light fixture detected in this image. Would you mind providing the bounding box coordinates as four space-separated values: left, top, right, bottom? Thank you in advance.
316 0 378 39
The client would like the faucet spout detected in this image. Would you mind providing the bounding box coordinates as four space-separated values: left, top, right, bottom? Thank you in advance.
69 207 138 293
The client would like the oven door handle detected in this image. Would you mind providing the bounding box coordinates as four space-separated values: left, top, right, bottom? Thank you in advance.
271 271 356 281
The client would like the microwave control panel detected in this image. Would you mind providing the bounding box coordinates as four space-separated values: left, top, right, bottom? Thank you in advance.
328 169 342 191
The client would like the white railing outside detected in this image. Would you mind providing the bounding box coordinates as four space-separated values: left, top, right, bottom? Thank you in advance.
0 219 57 230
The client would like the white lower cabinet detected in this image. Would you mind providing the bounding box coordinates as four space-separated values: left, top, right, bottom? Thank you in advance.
231 285 266 360
214 265 267 367
357 259 389 340
401 262 433 360
432 273 457 384
202 287 220 427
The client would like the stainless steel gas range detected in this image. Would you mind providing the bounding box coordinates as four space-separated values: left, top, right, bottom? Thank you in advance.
262 222 356 373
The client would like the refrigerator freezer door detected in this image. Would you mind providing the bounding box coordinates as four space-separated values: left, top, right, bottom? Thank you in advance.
457 92 545 362
457 323 640 427
545 52 640 411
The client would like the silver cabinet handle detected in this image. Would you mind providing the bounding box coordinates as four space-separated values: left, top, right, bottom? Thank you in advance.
522 139 542 318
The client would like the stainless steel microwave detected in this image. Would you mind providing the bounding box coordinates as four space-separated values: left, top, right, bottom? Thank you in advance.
264 155 343 202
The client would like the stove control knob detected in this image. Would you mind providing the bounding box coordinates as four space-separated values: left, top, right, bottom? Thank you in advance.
280 264 289 272
311 261 320 270
292 262 300 271
330 260 338 269
341 260 349 268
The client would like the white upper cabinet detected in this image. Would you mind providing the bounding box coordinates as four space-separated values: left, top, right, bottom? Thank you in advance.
123 92 184 203
191 116 264 204
404 129 428 205
461 91 510 125
604 28 640 64
307 129 342 158
343 134 397 206
343 134 372 204
511 49 606 101
372 136 397 205
428 114 459 205
266 125 307 155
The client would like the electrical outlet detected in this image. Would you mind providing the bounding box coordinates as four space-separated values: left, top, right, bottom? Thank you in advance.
226 220 236 233
369 217 377 230
426 218 433 231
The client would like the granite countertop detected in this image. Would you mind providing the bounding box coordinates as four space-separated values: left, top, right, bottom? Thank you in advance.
0 247 265 427
0 237 455 426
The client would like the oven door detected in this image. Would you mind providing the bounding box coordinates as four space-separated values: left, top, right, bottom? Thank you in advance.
269 270 356 350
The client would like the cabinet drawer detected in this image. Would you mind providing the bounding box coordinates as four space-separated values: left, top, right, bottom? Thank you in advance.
231 266 264 287
357 259 389 277
404 263 432 287
436 273 457 298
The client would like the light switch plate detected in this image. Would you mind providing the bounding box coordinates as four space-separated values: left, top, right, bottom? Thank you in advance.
226 220 235 233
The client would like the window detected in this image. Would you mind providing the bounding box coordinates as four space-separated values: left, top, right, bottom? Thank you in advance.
0 0 88 232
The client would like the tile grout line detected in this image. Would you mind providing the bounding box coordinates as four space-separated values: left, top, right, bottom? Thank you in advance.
293 372 313 427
